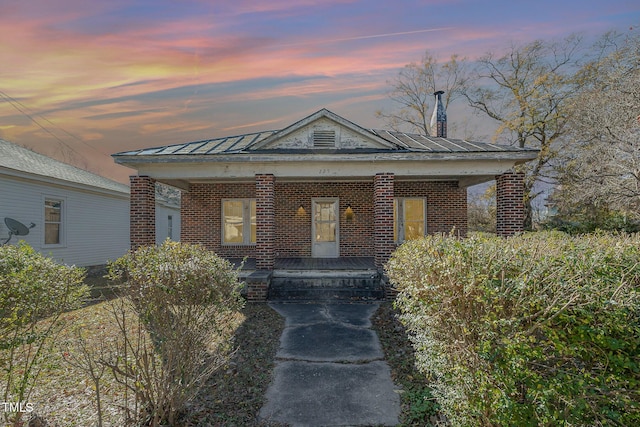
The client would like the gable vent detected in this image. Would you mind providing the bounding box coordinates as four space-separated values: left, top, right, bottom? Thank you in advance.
313 130 336 147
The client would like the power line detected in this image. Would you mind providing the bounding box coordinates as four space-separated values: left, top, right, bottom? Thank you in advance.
0 89 112 164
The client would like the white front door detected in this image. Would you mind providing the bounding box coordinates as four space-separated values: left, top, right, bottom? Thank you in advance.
312 198 339 258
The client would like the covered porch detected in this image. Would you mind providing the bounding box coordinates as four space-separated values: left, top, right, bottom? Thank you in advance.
114 108 538 301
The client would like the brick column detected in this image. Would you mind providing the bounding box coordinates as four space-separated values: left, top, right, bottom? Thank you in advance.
255 174 275 270
130 175 156 249
496 171 525 237
374 173 395 270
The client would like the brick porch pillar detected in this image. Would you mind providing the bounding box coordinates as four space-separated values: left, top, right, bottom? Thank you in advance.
374 173 395 270
255 174 275 270
130 175 156 249
251 174 275 301
496 171 525 237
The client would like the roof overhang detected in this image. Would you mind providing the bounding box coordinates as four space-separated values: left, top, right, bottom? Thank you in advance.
114 150 537 189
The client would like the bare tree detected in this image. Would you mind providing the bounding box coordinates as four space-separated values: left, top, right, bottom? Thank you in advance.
463 35 589 229
554 31 640 214
377 51 468 135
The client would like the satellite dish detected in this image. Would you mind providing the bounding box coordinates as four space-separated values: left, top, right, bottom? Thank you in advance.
3 217 36 245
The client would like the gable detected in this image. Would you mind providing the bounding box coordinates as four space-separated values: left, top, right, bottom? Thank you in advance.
255 118 389 150
249 109 397 151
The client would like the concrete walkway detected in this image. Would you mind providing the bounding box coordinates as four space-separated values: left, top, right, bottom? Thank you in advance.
259 303 401 427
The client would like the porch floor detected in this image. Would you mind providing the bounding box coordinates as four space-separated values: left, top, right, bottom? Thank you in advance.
231 257 383 301
275 257 375 271
229 257 376 271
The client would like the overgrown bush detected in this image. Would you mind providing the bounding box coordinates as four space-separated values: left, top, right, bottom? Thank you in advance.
105 241 244 426
543 207 640 234
0 242 87 425
388 231 640 426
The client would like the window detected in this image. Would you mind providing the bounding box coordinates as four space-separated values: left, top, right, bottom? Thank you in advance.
222 199 256 244
394 198 426 242
44 198 64 245
168 215 173 240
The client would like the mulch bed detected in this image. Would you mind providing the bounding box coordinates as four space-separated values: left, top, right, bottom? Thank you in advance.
372 302 446 427
181 303 287 426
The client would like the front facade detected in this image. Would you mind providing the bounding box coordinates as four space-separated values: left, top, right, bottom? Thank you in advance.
178 179 467 260
114 109 538 300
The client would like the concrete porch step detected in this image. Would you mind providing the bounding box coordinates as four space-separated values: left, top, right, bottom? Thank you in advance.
268 271 384 301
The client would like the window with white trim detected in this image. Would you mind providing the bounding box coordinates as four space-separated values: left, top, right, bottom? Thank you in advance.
44 198 64 246
394 198 426 243
222 199 256 244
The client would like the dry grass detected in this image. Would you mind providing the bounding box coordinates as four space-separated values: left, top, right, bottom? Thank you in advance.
1 279 285 427
3 278 436 426
372 302 446 426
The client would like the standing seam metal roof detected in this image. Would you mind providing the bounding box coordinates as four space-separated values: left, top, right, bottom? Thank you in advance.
114 128 528 157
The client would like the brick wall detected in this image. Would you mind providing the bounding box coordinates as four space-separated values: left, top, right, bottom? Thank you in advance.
395 180 467 237
496 171 525 236
130 175 156 249
181 182 256 258
180 178 469 261
274 181 375 258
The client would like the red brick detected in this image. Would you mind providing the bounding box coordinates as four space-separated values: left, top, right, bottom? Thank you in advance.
496 171 525 236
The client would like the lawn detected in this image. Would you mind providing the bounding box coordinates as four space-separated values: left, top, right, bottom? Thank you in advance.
3 279 435 426
2 288 285 426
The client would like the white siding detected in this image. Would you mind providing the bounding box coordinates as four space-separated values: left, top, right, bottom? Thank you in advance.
1 174 129 267
263 118 383 150
155 203 181 244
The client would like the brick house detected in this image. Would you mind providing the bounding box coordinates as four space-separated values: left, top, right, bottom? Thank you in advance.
113 108 538 300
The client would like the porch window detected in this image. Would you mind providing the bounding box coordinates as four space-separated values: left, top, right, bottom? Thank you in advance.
222 199 256 245
44 198 64 246
394 198 426 242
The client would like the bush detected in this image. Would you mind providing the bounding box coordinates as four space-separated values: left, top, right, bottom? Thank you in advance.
388 232 640 426
542 206 640 234
0 242 87 425
105 241 245 426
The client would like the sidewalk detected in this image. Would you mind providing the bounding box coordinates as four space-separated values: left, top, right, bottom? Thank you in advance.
259 303 401 427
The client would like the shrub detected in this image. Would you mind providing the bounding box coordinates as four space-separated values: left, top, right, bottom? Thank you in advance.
0 242 87 425
105 241 245 426
388 232 640 426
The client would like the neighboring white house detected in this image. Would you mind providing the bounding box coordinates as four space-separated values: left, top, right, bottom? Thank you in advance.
155 194 181 245
0 139 179 268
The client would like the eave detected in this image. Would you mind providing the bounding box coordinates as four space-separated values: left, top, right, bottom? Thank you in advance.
113 150 538 189
0 166 130 199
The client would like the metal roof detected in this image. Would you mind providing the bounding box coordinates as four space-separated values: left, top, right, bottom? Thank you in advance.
0 139 129 194
368 130 526 153
116 131 278 156
114 128 531 157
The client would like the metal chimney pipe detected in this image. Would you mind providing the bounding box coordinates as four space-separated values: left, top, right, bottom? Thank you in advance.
433 90 447 138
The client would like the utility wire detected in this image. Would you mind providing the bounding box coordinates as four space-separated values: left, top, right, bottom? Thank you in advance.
0 90 111 165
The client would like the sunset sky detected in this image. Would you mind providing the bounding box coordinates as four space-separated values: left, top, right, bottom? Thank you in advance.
1 0 638 183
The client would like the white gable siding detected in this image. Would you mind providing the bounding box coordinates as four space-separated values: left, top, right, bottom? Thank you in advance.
1 174 129 267
156 203 181 244
261 118 387 150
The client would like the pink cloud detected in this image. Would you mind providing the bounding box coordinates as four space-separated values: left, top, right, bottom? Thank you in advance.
2 0 636 184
